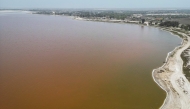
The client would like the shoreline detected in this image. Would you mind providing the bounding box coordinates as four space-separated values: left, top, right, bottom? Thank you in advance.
152 28 184 109
152 29 190 108
32 14 190 108
73 17 149 26
75 17 190 108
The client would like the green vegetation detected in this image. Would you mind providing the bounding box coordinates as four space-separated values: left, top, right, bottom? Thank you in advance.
77 11 131 20
181 50 190 81
32 9 190 30
181 24 190 31
159 21 179 27
171 31 184 38
142 19 145 24
31 9 190 83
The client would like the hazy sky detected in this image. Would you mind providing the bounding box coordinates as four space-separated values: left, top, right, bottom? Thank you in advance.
0 0 189 9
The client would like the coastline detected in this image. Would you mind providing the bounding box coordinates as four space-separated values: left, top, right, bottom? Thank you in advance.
31 13 190 108
1 11 189 108
152 29 190 109
75 16 190 108
74 17 149 26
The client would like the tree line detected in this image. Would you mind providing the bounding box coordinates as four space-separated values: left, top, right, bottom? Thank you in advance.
159 21 179 27
181 24 190 30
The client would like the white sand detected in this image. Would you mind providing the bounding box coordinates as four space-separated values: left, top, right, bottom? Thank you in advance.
153 29 190 109
73 17 190 108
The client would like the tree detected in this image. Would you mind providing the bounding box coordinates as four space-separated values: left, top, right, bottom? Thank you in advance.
159 21 179 27
149 21 152 25
142 19 145 24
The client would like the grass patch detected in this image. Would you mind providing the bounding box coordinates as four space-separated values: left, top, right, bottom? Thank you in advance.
181 52 190 81
171 31 184 38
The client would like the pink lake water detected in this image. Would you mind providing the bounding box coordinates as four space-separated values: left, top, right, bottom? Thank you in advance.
0 12 181 109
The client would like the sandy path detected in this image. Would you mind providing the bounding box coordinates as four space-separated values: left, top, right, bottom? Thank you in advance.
153 30 190 109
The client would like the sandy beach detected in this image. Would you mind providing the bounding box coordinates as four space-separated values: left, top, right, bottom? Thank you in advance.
74 17 190 108
153 29 190 109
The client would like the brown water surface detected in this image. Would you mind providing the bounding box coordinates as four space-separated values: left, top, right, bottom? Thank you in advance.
0 12 181 109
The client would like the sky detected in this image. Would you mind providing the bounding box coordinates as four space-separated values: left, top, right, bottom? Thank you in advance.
0 0 189 9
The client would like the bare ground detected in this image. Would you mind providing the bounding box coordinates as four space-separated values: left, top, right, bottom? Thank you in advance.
153 29 190 109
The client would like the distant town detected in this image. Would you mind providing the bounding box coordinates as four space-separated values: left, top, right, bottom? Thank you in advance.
1 8 190 109
28 9 190 31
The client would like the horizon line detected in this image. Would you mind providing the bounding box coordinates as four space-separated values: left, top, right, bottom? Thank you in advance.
1 7 190 10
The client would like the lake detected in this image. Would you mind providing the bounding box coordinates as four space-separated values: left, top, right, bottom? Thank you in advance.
0 12 181 109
